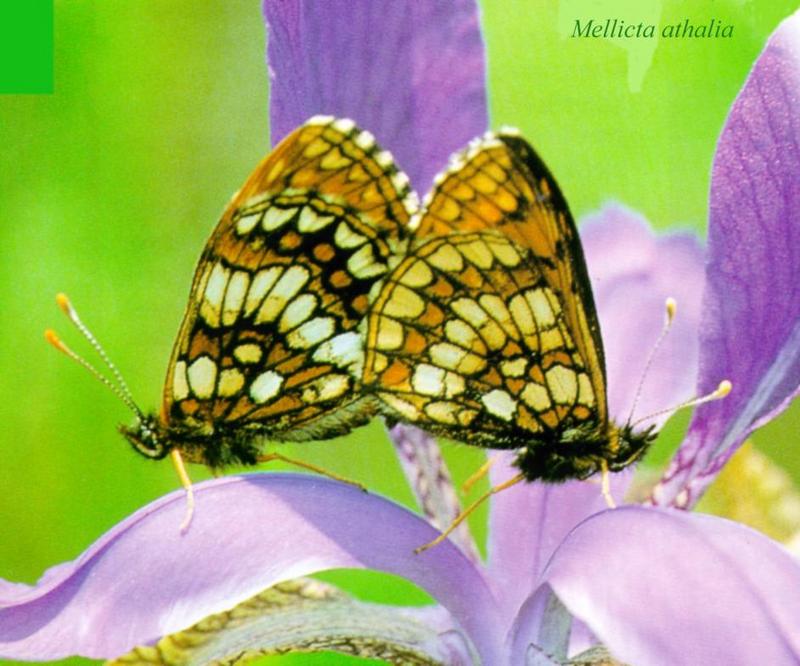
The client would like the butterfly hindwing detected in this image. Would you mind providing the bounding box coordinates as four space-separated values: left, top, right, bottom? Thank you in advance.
365 231 599 446
365 131 607 448
163 117 414 441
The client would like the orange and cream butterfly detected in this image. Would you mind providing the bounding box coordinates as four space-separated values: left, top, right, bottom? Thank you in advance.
49 116 659 507
364 129 656 485
119 117 414 468
48 117 414 502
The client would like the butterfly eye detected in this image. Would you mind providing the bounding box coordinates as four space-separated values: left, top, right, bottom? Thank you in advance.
119 418 170 460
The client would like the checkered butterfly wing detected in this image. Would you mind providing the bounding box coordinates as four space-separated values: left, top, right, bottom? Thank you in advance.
164 117 414 443
365 132 606 445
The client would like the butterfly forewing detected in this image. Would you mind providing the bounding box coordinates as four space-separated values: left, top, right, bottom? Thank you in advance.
163 117 414 441
414 132 607 421
364 232 599 446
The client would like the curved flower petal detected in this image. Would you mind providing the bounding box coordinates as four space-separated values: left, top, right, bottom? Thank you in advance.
0 474 503 662
263 0 488 191
507 585 570 664
654 11 800 507
540 506 800 665
580 205 704 425
486 452 632 622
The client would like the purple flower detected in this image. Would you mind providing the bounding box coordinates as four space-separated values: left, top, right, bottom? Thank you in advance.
3 1 800 664
651 12 800 509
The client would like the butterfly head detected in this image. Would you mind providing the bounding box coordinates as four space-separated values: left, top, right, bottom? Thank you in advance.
607 422 657 472
514 422 657 483
119 414 173 460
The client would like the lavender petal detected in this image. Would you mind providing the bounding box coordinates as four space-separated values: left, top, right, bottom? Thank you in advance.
486 452 632 622
263 0 488 191
580 205 704 426
654 11 800 507
540 506 800 665
0 474 502 662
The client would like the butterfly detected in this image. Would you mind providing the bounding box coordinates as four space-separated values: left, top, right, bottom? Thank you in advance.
119 116 415 469
61 115 652 490
363 129 656 483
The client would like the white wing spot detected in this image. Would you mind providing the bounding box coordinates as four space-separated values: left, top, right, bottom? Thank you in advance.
412 363 445 396
244 267 282 316
424 401 460 425
235 213 260 236
222 271 250 326
375 150 395 169
545 365 578 405
391 171 410 193
286 316 335 349
278 293 318 333
347 243 386 279
313 332 364 375
334 222 368 249
354 130 376 151
445 319 484 354
200 262 229 327
172 361 189 401
308 115 335 126
262 206 297 232
256 265 310 325
298 206 335 233
187 356 218 400
379 392 421 421
301 374 350 403
429 342 486 375
250 370 284 404
482 389 517 421
452 298 488 328
332 118 356 133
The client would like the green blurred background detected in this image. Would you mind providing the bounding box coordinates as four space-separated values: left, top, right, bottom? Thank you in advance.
1 1 798 664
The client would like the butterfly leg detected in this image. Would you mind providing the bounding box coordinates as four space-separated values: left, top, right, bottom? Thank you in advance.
461 454 498 494
257 452 367 492
415 473 525 554
600 460 616 509
170 449 195 532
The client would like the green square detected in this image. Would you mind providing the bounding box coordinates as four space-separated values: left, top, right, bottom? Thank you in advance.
0 0 53 93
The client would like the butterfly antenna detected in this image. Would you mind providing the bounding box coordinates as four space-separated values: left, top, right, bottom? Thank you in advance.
627 297 677 424
48 293 198 534
630 379 732 429
45 293 145 421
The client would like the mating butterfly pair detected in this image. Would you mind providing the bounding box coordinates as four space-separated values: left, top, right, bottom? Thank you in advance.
119 116 653 485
